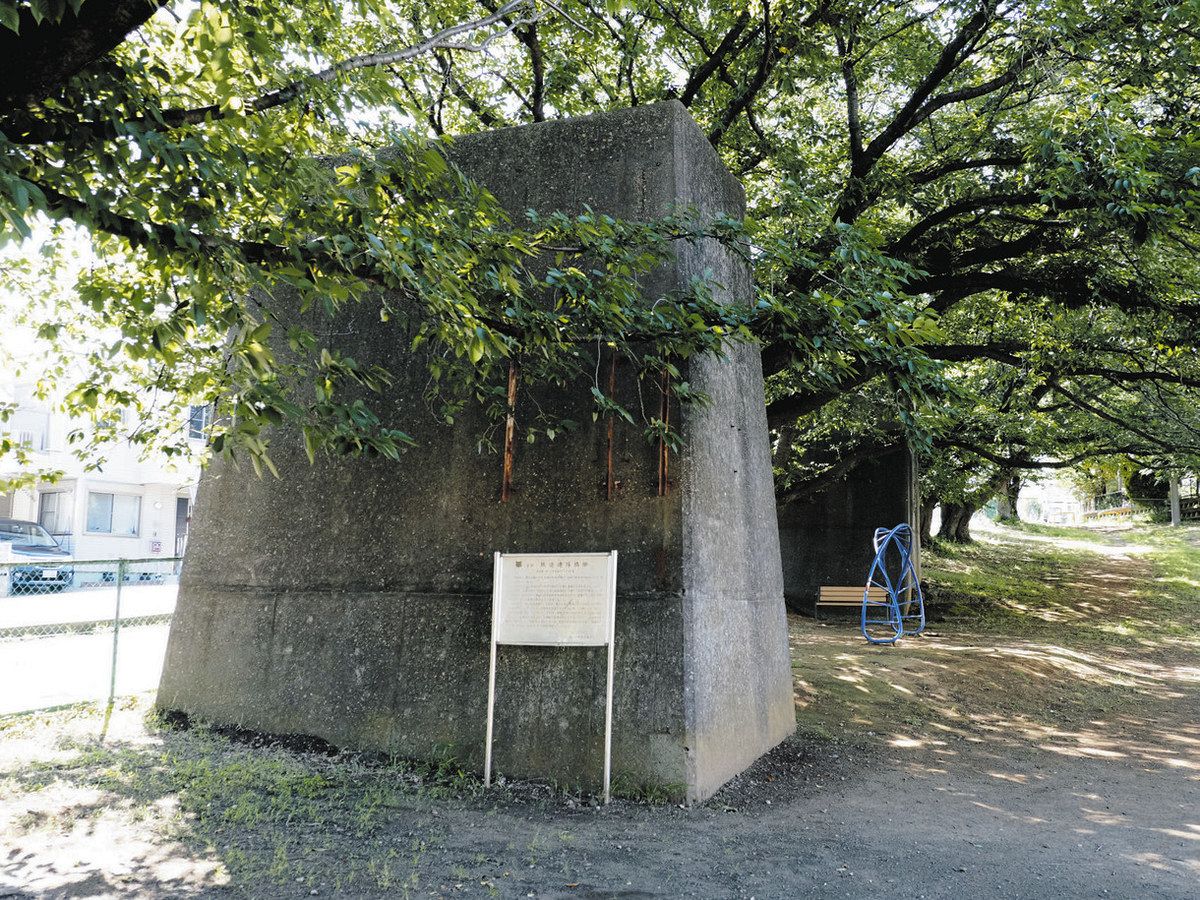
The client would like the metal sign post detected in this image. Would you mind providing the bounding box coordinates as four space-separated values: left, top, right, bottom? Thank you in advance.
484 550 618 804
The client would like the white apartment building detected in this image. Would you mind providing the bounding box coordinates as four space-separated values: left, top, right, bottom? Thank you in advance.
0 382 204 561
1017 476 1085 525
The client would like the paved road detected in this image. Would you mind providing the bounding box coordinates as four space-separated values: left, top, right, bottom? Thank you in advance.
0 623 171 715
0 583 177 629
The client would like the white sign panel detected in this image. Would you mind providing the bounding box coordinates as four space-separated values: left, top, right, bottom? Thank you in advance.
485 550 618 803
496 553 613 646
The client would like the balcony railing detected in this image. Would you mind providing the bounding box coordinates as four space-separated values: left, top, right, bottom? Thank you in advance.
1182 496 1200 521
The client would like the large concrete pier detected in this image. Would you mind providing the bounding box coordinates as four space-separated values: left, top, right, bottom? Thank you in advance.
158 102 794 803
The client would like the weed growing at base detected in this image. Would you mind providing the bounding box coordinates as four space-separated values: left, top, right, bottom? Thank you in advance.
2 704 504 894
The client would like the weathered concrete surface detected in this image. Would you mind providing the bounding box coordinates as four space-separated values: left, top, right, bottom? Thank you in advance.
158 102 793 802
777 444 919 614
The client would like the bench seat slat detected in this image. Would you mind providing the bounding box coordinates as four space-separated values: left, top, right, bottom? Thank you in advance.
816 585 889 607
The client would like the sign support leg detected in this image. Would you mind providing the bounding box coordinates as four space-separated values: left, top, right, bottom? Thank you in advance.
602 550 617 804
603 639 615 804
484 552 501 787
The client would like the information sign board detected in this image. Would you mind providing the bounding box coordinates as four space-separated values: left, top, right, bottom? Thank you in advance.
484 551 618 802
496 553 612 646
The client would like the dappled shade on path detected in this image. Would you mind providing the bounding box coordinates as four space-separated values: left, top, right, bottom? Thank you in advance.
1 521 1197 897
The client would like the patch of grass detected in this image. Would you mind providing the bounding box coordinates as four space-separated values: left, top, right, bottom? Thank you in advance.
924 536 1085 629
1135 523 1200 586
0 709 501 894
1004 520 1115 540
921 521 1199 647
609 772 686 804
405 743 484 798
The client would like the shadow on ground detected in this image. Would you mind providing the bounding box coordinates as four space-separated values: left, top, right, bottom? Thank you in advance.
1 522 1197 898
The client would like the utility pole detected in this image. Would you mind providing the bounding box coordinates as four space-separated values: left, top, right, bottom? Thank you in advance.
1169 476 1182 527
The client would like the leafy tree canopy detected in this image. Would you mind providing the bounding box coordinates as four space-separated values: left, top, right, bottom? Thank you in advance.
2 0 1198 506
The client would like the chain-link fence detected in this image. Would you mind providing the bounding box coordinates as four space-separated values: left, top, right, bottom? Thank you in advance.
0 557 182 715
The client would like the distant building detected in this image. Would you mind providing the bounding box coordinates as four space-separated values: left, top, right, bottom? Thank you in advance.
0 382 202 561
1017 476 1084 525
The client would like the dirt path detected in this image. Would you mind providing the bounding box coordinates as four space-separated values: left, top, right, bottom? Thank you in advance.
2 524 1197 898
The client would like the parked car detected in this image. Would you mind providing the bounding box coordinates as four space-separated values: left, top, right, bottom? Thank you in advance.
0 518 74 594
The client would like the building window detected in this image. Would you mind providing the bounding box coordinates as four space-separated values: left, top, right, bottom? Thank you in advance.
17 428 46 450
187 405 212 440
38 491 72 534
86 492 140 536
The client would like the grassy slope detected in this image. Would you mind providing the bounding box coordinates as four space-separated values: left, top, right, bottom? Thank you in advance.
923 520 1200 648
790 520 1200 753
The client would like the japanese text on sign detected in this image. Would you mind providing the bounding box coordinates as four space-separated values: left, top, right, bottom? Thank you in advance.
495 554 612 646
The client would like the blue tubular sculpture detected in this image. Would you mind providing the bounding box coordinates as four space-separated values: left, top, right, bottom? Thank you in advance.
861 523 926 645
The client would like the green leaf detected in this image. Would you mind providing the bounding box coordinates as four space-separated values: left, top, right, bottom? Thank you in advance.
0 3 18 34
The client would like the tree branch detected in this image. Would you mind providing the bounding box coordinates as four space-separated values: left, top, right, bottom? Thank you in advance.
708 1 776 145
0 0 169 111
836 27 864 170
904 56 1032 133
776 435 907 503
852 4 998 179
888 191 1043 256
935 438 1141 470
35 179 302 267
6 0 551 143
1048 379 1200 453
679 12 752 106
909 153 1024 185
764 363 887 425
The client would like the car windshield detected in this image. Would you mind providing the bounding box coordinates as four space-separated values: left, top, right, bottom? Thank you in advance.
0 521 60 548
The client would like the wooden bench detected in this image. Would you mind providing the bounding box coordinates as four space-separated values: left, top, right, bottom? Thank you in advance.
816 585 888 615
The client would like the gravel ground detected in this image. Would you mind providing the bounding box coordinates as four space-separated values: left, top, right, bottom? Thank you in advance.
1 523 1196 899
2 702 1195 899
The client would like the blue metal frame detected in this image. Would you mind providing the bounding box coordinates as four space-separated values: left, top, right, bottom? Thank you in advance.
861 523 926 645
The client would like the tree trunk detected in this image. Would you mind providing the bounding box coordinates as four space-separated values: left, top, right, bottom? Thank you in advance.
919 499 935 547
938 503 963 541
937 502 976 543
955 504 976 542
995 471 1021 521
1004 474 1021 520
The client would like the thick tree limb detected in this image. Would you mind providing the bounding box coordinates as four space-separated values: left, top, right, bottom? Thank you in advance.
764 338 1200 429
0 0 167 112
935 438 1141 470
888 191 1044 256
909 153 1024 185
856 5 997 174
776 434 907 504
708 1 775 145
1048 379 1200 453
903 58 1032 134
836 28 864 169
35 179 308 267
829 3 1001 222
5 0 555 143
679 12 751 106
764 364 887 425
943 225 1069 270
